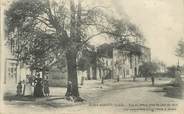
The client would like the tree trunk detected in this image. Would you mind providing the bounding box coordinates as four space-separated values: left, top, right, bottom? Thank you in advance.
123 69 126 78
15 63 18 83
87 68 91 80
65 51 79 97
92 66 97 80
99 68 101 79
117 75 120 82
101 76 104 84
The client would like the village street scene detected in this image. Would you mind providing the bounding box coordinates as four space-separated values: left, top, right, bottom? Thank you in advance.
0 0 184 114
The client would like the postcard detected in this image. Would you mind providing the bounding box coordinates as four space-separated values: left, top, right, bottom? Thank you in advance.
1 0 184 114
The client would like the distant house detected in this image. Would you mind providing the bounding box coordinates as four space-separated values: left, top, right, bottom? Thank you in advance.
156 62 167 73
96 43 113 79
113 42 151 78
96 41 151 79
76 44 114 81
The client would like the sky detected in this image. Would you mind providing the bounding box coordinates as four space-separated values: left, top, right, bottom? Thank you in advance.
88 0 184 66
1 0 184 66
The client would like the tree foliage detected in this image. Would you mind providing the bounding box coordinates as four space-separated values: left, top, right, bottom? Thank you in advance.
77 47 96 71
6 0 145 69
104 18 145 43
176 39 184 58
166 66 177 78
139 62 159 77
5 0 145 98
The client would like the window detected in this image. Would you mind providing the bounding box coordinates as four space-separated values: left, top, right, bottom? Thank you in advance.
7 63 17 81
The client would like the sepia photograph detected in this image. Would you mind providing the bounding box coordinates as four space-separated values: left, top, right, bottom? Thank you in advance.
0 0 184 114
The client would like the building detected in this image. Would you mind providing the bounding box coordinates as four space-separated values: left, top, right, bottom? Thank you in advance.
113 42 151 78
1 18 30 94
2 38 30 94
96 41 151 79
96 43 113 79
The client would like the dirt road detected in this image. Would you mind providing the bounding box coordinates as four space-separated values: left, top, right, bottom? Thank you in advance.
2 79 184 114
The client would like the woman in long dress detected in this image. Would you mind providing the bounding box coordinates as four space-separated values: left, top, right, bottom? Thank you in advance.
33 74 44 97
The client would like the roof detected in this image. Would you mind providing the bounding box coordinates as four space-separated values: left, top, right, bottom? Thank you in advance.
97 41 151 57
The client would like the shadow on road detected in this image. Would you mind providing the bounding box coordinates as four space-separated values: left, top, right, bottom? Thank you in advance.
4 93 35 101
152 84 184 99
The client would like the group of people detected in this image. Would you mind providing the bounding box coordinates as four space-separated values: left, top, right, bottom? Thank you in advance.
16 73 50 97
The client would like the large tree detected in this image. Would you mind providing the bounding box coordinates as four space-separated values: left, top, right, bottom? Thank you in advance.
5 0 110 98
5 0 144 99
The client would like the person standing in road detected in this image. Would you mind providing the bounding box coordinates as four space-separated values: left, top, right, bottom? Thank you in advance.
17 81 22 96
151 75 155 86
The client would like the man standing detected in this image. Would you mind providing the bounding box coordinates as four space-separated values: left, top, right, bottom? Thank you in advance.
16 81 22 96
151 75 155 86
